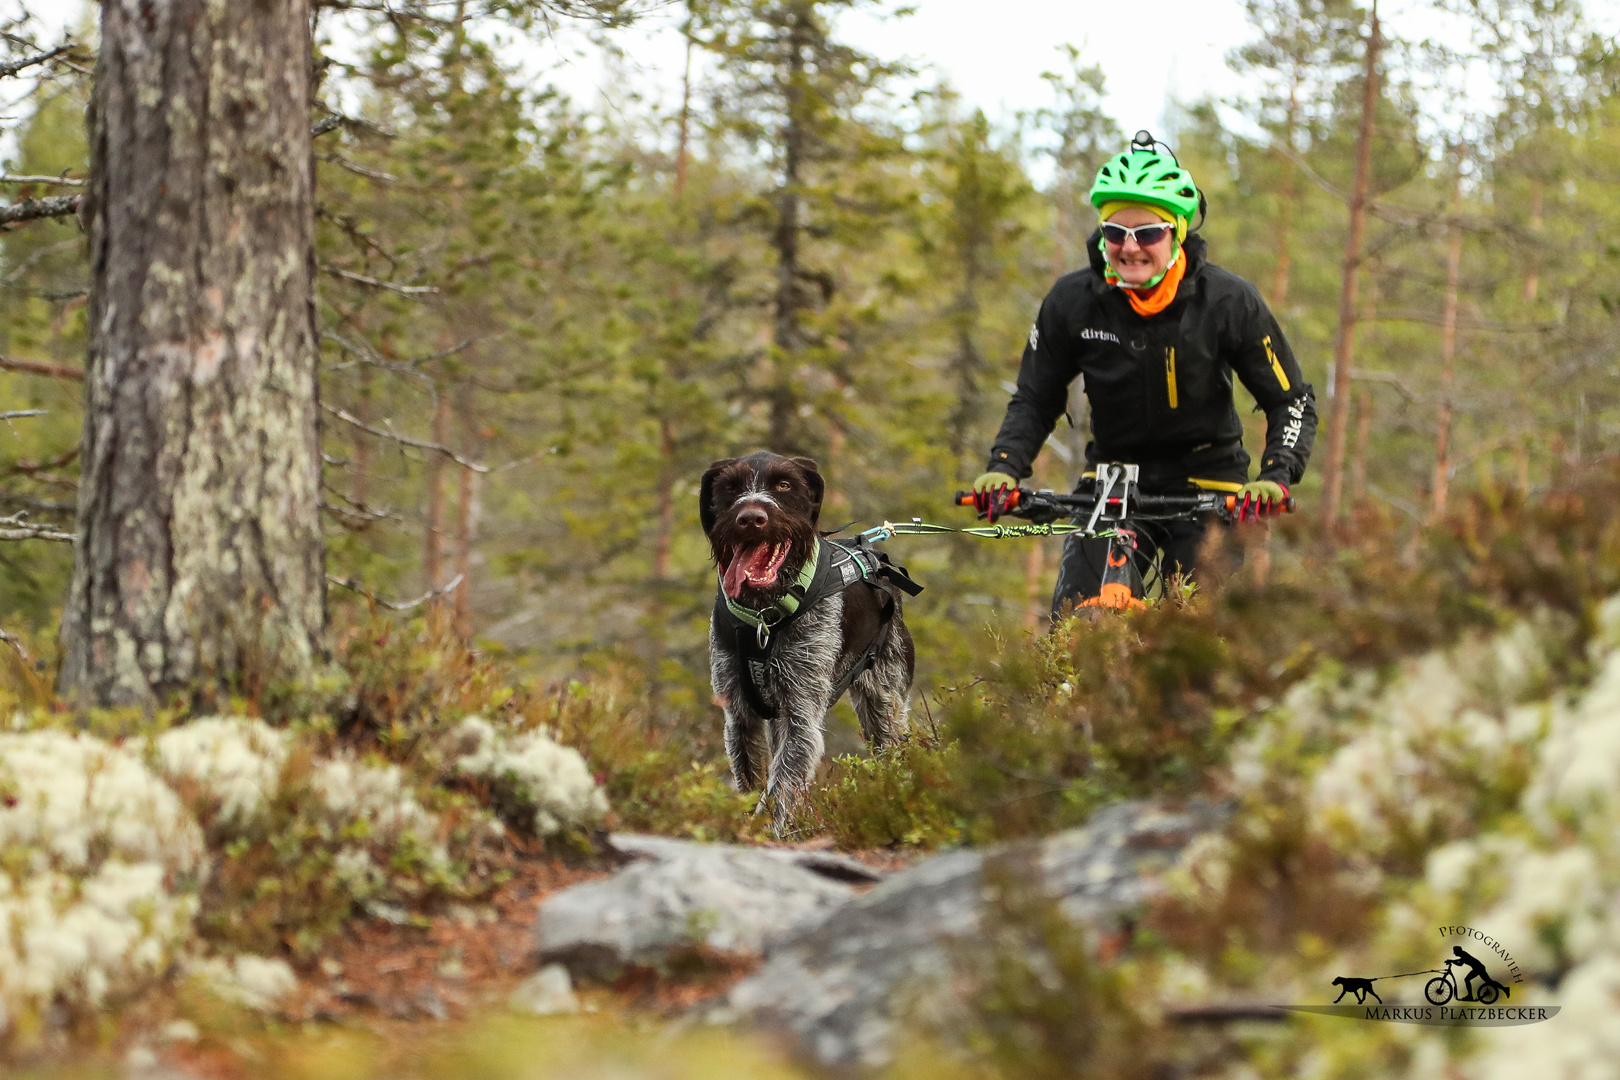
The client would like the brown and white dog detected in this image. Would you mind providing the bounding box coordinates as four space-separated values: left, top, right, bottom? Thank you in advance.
701 452 914 830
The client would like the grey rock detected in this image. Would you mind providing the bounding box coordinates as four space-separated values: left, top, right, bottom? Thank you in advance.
412 983 449 1021
728 799 1229 1070
509 963 580 1016
536 834 878 980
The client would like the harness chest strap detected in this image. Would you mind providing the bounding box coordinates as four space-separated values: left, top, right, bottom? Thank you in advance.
716 537 921 719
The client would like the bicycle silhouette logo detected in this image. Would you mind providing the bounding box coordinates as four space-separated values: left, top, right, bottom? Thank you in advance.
1331 946 1512 1007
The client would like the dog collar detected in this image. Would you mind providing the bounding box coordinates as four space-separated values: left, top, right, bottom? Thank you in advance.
721 537 821 638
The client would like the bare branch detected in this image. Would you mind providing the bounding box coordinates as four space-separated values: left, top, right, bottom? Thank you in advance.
317 153 399 183
1166 1005 1287 1024
0 173 84 186
1351 369 1420 402
0 409 47 420
321 486 410 525
0 194 81 227
0 516 74 542
311 112 399 139
322 265 439 297
321 403 489 472
0 626 27 661
0 41 77 80
327 572 464 611
3 447 79 477
0 354 85 380
2 237 80 286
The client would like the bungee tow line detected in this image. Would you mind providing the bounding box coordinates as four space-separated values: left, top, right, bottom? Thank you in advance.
853 518 1090 542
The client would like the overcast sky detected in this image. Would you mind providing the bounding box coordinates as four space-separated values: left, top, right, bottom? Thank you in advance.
25 0 1620 162
520 0 1620 153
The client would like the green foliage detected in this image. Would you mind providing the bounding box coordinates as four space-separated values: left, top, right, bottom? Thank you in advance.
544 668 771 842
807 461 1620 850
802 735 964 848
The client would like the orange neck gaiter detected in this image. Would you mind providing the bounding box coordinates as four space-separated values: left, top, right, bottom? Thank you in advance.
1109 251 1186 318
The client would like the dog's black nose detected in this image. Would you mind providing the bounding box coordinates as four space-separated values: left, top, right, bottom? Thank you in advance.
737 506 768 530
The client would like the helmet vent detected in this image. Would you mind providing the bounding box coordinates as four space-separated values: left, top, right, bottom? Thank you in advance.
1157 171 1179 182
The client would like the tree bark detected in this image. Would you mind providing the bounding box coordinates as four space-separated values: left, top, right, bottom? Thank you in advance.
676 6 693 201
449 382 479 638
1524 177 1542 301
1351 388 1373 506
424 384 452 595
1269 75 1301 310
1431 169 1464 518
1319 1 1380 526
768 3 810 454
59 0 325 707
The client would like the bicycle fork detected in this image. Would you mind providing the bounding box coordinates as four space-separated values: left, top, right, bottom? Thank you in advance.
1080 527 1148 610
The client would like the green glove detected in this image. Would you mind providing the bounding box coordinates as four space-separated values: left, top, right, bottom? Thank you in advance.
972 471 1017 493
1237 480 1291 522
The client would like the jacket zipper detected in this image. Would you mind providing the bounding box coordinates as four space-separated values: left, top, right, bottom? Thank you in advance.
1165 347 1178 409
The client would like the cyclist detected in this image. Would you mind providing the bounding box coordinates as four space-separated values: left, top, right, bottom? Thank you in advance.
971 131 1317 615
1446 947 1493 1002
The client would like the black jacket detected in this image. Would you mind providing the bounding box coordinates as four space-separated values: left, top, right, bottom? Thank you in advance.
987 232 1317 489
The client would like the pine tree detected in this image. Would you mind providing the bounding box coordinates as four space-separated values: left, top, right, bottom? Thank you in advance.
58 0 326 706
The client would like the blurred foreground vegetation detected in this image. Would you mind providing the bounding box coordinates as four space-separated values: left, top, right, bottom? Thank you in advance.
8 460 1620 1076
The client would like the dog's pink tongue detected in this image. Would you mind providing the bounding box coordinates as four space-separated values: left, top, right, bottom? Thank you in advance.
723 544 768 599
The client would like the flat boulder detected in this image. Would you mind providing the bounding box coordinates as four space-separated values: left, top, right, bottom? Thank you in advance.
726 799 1229 1069
534 834 881 980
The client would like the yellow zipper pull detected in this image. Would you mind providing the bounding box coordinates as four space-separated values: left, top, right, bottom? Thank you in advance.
1165 347 1179 408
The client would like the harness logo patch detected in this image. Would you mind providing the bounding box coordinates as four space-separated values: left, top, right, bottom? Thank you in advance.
1028 324 1040 351
1079 328 1121 345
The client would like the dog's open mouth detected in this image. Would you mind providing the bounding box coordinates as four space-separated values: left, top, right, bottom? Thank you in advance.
722 542 791 599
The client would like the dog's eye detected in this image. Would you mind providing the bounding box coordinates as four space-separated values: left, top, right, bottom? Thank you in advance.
775 480 792 492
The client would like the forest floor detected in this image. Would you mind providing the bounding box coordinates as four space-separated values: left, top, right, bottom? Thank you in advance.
125 841 911 1080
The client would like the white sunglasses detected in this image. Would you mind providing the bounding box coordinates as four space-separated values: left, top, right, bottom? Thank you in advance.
1100 220 1177 246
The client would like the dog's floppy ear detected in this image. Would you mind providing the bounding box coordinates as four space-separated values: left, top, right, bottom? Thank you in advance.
790 457 825 526
699 458 737 537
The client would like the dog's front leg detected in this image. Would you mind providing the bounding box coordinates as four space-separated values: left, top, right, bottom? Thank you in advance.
712 622 770 792
761 698 826 835
759 608 839 835
724 706 770 792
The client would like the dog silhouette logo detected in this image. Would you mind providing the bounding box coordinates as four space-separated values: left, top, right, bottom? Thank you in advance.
1330 975 1381 1004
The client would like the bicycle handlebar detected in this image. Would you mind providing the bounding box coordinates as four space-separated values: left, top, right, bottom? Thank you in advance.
953 485 1294 524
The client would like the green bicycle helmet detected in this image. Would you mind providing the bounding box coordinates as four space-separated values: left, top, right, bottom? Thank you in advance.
1088 130 1202 223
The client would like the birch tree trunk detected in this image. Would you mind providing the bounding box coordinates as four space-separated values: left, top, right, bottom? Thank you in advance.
58 0 325 707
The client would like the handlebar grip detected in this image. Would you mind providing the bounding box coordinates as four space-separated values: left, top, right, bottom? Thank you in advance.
953 488 1023 511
